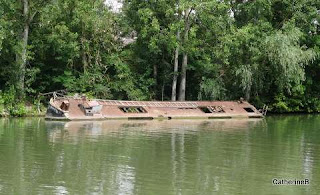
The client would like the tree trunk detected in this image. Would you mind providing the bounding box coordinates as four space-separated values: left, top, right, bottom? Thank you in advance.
245 86 251 101
171 31 180 101
153 63 158 99
16 0 29 99
153 64 158 81
178 52 187 101
81 47 88 73
178 9 190 101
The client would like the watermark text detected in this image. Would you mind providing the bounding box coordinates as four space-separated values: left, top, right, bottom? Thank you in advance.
272 178 310 185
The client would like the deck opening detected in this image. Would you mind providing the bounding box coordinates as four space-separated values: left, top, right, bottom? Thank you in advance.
244 107 255 113
199 106 225 113
199 107 212 113
60 101 69 111
119 106 147 113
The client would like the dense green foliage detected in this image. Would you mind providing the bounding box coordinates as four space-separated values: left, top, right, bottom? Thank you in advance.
0 0 319 115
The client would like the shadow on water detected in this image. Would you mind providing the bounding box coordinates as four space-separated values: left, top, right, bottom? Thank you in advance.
0 116 320 194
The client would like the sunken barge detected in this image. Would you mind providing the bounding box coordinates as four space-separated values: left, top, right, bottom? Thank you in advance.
45 96 264 121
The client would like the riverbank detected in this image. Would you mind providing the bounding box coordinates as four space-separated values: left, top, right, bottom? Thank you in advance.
0 104 46 117
0 91 319 117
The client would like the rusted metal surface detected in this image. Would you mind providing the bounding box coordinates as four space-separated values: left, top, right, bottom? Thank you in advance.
45 97 264 120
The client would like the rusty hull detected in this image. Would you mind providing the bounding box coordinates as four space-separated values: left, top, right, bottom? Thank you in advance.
45 97 263 120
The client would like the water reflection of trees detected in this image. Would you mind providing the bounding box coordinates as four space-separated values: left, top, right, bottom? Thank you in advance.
0 116 320 194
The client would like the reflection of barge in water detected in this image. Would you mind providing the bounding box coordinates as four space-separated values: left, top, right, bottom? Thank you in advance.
45 96 264 121
46 119 265 142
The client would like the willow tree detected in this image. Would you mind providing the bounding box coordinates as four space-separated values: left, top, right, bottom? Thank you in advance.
265 24 316 93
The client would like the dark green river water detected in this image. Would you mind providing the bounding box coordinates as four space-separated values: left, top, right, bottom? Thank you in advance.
0 116 319 194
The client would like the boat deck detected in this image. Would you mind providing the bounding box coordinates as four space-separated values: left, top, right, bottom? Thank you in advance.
46 97 263 120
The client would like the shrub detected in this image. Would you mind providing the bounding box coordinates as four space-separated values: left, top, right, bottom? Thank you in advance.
8 103 27 117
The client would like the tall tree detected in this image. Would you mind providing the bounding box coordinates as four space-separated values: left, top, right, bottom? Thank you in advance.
15 0 47 99
171 30 180 101
178 7 193 101
124 0 178 100
171 1 182 101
